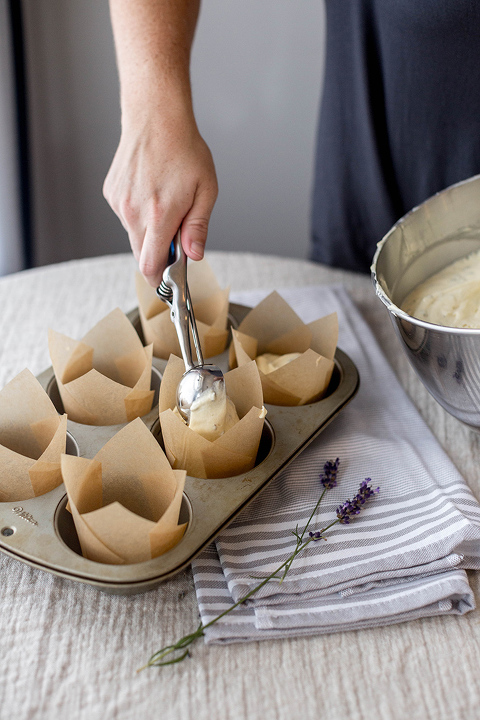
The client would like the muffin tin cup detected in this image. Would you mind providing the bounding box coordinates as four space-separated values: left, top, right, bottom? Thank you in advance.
0 304 359 594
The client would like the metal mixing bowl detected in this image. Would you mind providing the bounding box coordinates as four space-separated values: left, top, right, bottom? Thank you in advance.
371 174 480 431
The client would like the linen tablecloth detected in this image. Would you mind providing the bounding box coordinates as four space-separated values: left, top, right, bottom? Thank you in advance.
1 252 480 720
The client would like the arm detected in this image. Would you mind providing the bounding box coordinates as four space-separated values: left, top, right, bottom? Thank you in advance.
104 0 218 286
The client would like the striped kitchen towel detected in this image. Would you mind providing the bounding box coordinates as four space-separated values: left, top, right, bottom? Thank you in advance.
191 284 480 643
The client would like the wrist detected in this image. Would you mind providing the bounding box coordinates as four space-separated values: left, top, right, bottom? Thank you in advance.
120 80 196 133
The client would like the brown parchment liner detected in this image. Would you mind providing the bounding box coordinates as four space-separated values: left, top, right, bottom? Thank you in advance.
159 355 266 479
60 417 187 564
48 308 154 425
228 291 338 406
135 258 230 359
0 368 68 501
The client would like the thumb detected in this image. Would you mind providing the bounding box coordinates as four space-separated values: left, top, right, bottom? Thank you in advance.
181 189 216 262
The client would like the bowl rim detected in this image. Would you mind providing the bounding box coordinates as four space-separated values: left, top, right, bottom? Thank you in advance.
370 173 480 336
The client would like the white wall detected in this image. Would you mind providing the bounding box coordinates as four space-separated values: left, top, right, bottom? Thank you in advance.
192 1 325 259
23 0 124 266
23 0 325 267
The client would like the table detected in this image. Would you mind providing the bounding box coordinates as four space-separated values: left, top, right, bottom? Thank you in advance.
1 251 479 720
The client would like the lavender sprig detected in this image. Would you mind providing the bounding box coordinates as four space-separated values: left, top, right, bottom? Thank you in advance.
140 460 379 670
320 457 340 489
277 457 340 581
336 479 380 524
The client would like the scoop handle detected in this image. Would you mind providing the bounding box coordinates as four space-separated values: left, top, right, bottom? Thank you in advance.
158 229 204 371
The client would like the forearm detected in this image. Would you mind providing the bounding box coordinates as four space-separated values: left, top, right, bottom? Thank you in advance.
108 0 200 125
105 0 217 286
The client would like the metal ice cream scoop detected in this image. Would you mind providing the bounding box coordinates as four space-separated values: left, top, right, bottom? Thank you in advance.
156 229 225 423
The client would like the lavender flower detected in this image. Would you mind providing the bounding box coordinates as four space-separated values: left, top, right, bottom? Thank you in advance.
308 531 323 541
336 479 379 524
320 457 340 489
357 479 380 502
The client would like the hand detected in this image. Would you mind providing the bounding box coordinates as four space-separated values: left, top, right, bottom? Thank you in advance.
103 114 218 287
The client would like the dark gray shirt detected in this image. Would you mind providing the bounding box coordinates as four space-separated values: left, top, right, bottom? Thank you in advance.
310 0 480 272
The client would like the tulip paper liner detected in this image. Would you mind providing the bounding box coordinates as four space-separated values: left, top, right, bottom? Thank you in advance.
135 258 230 360
159 355 266 479
229 291 338 406
60 417 187 565
0 368 68 501
48 307 155 425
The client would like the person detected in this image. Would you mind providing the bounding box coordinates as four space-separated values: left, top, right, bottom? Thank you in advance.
104 0 480 284
310 1 480 273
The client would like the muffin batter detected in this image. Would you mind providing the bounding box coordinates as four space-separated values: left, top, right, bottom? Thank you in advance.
402 249 480 328
255 352 301 375
174 385 239 442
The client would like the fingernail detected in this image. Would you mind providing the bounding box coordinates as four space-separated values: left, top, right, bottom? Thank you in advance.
190 241 205 259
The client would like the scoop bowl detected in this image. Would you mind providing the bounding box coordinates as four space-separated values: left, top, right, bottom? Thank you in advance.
176 364 225 422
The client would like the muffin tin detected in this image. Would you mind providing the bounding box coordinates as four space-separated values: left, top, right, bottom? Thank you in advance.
0 303 359 594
